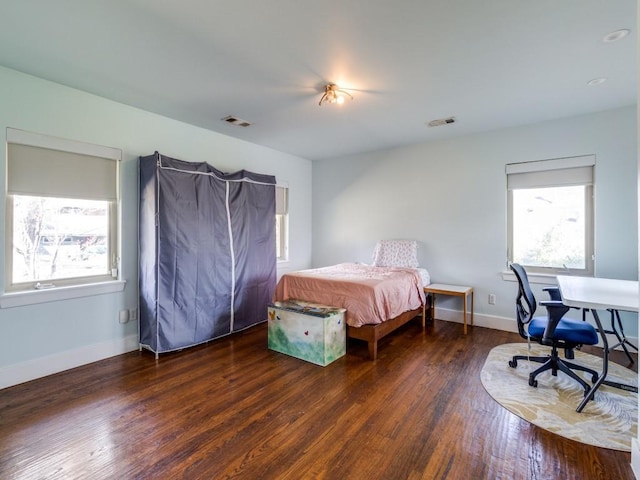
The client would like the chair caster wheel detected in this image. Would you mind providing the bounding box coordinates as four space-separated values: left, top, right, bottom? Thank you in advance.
529 377 538 388
508 360 517 368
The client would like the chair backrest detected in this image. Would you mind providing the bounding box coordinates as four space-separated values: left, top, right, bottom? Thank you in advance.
510 263 537 338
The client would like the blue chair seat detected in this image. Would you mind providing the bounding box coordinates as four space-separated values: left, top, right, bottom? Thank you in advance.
528 317 599 345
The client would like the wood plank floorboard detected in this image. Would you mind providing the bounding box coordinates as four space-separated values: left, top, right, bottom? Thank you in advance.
0 319 636 479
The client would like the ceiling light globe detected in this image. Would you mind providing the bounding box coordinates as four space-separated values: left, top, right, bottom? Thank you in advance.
587 77 607 86
603 29 630 43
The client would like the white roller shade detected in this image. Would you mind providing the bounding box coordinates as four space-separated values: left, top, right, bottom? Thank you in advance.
276 186 288 215
506 155 594 190
6 128 120 201
8 144 118 200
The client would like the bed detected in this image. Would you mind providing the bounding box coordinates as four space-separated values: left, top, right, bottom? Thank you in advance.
274 241 430 360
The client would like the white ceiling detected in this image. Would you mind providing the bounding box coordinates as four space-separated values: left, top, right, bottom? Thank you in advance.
0 0 636 160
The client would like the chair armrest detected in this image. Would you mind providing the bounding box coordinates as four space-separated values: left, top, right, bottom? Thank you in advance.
539 300 567 308
543 286 561 300
539 300 571 344
543 287 578 309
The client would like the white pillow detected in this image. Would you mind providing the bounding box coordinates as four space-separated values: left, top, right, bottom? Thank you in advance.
372 240 419 268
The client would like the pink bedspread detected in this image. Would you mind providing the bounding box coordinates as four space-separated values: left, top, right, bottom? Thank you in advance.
274 263 426 328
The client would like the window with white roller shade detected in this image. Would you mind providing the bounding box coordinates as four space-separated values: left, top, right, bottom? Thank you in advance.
506 155 595 276
5 128 121 292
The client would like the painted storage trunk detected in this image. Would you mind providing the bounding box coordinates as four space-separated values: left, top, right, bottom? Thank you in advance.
268 300 346 366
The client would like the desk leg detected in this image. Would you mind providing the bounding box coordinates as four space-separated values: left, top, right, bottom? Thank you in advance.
607 309 638 364
577 309 609 413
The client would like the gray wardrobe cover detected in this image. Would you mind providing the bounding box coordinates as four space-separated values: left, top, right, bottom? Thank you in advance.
139 152 276 354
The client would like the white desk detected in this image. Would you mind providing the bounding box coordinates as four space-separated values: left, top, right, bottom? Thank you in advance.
556 275 638 412
556 276 638 313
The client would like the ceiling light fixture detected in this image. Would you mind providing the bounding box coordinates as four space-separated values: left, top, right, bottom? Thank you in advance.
427 116 456 127
587 77 607 86
221 115 252 127
603 29 630 43
318 84 353 106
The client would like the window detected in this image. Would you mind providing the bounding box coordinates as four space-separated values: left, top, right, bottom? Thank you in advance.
5 128 121 292
275 185 288 261
506 155 594 276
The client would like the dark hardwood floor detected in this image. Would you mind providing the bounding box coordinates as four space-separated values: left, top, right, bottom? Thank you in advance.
0 318 636 479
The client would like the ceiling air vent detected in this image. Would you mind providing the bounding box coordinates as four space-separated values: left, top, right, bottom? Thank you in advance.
426 116 456 128
222 115 252 127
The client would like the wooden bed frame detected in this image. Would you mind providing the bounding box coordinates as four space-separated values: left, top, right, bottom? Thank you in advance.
276 263 431 361
347 306 425 360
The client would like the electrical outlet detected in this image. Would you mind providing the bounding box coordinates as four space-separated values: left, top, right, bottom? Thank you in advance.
119 309 130 324
488 294 496 305
129 308 138 321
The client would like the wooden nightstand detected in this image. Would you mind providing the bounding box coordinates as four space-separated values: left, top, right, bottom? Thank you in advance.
424 284 474 334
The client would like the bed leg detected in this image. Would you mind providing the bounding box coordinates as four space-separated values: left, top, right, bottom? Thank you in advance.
368 341 378 361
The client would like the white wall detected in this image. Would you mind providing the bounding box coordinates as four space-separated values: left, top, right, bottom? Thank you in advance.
1 63 635 388
312 106 638 332
0 66 313 388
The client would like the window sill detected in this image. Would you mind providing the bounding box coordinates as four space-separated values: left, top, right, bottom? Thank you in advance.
501 271 559 286
0 280 126 308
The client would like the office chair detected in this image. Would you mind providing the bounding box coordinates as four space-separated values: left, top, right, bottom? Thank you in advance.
508 263 600 395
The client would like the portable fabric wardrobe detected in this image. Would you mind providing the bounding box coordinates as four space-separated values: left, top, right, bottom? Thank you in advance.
138 152 276 355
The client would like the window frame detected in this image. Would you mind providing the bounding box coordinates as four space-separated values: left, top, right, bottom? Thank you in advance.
5 196 119 291
506 155 595 277
4 128 122 296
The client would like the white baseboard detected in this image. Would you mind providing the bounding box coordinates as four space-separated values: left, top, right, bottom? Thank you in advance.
434 307 639 352
0 334 139 390
3 311 636 390
434 307 518 333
